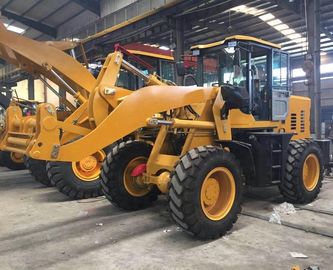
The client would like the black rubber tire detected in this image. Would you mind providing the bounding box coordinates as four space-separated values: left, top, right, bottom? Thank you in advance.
101 140 159 210
279 139 323 204
46 160 104 199
25 157 52 187
0 151 26 170
168 145 244 239
0 151 4 167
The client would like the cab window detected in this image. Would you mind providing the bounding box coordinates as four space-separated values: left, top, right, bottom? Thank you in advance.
273 51 288 90
160 60 175 82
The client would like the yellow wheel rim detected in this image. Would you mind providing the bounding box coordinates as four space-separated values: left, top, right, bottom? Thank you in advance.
10 152 24 163
200 167 236 221
72 150 106 181
303 153 320 191
124 157 151 197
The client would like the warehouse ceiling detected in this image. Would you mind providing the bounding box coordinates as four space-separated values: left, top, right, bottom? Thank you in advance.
1 0 333 69
0 0 100 40
78 0 333 61
0 0 332 59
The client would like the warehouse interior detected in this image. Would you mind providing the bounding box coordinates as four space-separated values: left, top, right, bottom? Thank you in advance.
0 1 332 269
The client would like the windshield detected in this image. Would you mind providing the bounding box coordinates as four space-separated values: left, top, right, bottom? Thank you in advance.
190 46 248 87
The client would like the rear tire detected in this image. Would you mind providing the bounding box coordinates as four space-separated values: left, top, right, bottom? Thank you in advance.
0 151 25 170
101 140 159 210
168 146 244 239
25 157 52 187
279 139 323 204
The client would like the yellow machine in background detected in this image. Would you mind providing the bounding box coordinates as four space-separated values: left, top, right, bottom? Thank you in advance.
0 23 174 198
0 96 39 170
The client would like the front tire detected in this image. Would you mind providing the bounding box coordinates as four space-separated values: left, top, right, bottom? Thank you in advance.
279 139 323 204
46 150 107 199
101 141 159 210
168 146 244 239
25 157 52 187
0 151 25 170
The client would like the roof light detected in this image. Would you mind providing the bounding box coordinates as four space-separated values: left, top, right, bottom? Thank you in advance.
274 24 289 31
228 5 315 47
159 46 170 51
267 19 282 26
230 5 247 13
287 33 302 40
259 13 275 21
4 23 25 34
281 29 295 35
282 42 307 50
291 37 307 43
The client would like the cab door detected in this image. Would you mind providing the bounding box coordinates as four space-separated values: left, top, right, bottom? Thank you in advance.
272 51 290 121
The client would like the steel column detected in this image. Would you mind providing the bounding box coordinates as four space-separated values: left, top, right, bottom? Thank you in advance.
28 76 35 100
306 0 321 138
173 17 184 85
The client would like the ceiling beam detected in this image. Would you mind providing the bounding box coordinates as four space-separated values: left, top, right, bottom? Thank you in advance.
1 9 57 37
72 0 100 16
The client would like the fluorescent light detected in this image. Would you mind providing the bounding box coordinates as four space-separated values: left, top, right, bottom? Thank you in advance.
159 46 170 51
4 23 25 34
292 37 307 43
287 33 302 40
268 19 282 26
282 42 307 50
321 41 333 47
274 24 289 31
230 5 247 13
228 4 318 47
281 29 295 35
259 13 275 21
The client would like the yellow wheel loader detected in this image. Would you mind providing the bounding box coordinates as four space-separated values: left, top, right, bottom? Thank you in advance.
0 23 107 194
2 33 328 239
0 95 40 171
0 23 173 197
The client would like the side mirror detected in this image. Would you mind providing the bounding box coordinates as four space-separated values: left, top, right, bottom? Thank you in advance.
176 61 186 76
233 48 241 67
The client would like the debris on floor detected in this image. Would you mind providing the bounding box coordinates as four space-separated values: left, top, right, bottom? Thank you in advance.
269 210 282 224
289 252 308 258
269 202 296 224
77 210 88 217
275 202 297 215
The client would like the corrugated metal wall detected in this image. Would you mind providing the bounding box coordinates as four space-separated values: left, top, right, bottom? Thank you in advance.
58 0 175 39
100 0 137 17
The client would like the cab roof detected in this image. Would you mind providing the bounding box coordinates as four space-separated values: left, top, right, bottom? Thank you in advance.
190 35 281 50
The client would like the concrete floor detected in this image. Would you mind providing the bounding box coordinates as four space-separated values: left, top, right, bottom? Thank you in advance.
0 167 332 270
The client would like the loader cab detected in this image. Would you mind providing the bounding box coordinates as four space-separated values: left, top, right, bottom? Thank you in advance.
190 35 290 122
117 45 175 90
